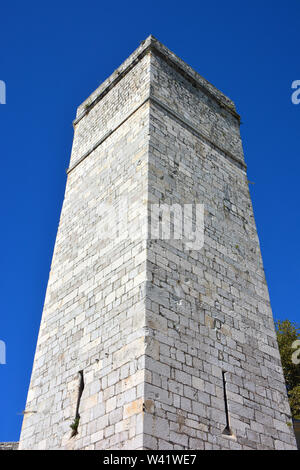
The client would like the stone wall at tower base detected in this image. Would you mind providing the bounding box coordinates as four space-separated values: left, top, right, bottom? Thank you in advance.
0 442 19 450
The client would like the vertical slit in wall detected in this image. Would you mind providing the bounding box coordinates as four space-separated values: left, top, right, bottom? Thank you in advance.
70 370 85 437
221 371 234 436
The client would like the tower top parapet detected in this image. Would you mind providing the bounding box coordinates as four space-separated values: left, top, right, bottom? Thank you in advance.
74 34 239 126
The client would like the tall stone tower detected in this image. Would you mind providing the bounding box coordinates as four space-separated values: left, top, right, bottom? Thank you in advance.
19 36 297 450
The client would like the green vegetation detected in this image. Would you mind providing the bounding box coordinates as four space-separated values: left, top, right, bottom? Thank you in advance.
70 416 80 436
276 320 300 419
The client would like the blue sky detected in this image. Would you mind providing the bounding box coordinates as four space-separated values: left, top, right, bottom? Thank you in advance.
0 0 299 441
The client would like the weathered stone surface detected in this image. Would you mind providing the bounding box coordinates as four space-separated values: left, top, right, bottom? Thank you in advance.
19 36 297 450
0 442 19 450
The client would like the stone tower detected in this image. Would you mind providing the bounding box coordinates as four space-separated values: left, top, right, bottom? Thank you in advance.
19 36 297 450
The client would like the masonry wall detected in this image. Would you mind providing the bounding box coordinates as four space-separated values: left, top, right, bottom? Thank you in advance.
19 36 297 450
0 442 19 450
143 51 297 450
19 54 151 450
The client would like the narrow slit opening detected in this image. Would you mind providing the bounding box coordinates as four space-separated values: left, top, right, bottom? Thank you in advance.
70 370 84 437
221 370 234 437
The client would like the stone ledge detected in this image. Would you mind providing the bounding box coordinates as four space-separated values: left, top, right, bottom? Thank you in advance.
67 94 246 175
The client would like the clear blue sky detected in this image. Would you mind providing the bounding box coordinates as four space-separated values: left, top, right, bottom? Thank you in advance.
0 0 299 442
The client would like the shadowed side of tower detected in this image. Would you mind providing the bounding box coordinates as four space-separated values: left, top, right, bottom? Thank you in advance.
19 36 297 450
